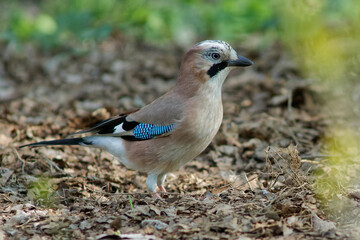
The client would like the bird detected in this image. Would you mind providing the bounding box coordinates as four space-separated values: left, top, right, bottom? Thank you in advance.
20 40 253 198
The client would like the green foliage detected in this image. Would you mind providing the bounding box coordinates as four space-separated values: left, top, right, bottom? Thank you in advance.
275 0 360 83
27 177 56 206
275 0 360 217
128 195 134 210
1 1 114 49
0 0 276 49
1 0 358 50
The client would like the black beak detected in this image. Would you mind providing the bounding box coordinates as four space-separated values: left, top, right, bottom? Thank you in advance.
228 55 253 67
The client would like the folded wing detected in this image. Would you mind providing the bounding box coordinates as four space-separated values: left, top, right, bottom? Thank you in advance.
71 112 175 141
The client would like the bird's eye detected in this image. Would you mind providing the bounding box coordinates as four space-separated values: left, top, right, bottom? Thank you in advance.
211 52 220 60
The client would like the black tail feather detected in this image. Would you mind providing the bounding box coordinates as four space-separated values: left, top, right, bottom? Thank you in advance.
19 137 87 148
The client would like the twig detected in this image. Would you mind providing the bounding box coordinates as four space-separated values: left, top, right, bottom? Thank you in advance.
41 155 69 175
13 147 26 174
300 154 334 159
243 172 254 192
301 160 322 164
223 132 242 147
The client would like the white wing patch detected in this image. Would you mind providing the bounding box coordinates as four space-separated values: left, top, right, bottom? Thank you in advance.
113 123 126 134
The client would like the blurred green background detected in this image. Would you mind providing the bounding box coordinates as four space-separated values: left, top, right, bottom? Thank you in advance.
0 0 276 49
1 0 357 51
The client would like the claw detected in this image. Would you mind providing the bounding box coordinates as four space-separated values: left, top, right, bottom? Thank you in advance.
152 192 163 199
158 186 166 193
152 186 166 199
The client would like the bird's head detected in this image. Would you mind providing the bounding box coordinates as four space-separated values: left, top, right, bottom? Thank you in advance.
176 40 253 94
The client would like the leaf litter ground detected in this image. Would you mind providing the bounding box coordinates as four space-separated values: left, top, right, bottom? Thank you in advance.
0 39 358 239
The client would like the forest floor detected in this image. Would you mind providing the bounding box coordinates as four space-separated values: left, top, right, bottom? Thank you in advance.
1 38 359 239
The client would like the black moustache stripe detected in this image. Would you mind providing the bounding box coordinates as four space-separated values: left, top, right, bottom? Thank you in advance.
207 61 228 77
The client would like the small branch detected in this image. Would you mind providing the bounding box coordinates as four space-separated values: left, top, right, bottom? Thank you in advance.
243 172 254 192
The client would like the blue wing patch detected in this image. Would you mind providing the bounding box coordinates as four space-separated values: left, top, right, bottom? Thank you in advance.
133 123 175 140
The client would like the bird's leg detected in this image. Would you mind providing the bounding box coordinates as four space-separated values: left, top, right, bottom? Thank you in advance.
146 173 163 199
157 173 168 193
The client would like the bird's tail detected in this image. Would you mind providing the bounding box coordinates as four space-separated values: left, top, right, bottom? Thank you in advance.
19 137 91 148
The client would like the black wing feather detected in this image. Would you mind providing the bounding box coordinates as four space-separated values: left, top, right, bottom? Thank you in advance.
71 114 139 136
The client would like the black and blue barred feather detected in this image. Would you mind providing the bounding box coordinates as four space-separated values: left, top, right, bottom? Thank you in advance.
133 123 175 140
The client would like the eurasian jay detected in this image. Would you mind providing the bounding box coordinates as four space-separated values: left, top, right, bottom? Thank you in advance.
20 40 253 198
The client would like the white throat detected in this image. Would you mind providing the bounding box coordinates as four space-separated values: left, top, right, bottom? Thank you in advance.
205 67 231 96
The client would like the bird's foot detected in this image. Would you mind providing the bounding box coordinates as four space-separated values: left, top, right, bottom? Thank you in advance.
152 186 167 199
152 192 163 199
158 186 166 193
